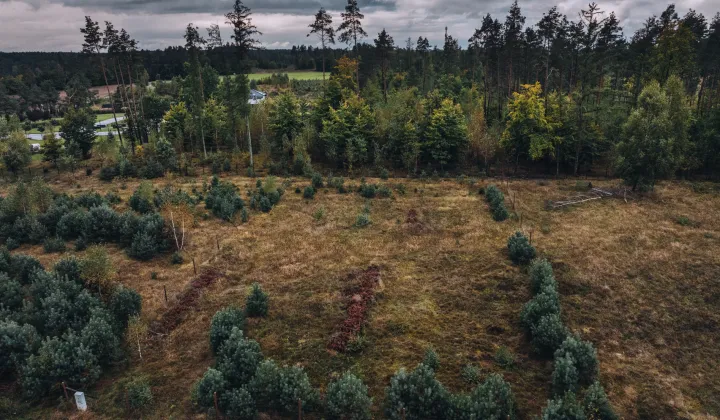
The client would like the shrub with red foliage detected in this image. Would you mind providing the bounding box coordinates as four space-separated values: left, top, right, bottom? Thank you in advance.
152 269 222 334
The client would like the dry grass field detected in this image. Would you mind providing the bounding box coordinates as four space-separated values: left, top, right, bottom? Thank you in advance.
6 173 720 419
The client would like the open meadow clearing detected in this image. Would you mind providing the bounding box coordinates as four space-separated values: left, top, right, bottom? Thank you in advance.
2 173 718 419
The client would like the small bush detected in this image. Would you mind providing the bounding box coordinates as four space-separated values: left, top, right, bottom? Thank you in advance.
245 283 269 317
507 231 536 265
126 378 153 411
9 254 43 285
520 286 561 333
326 372 372 420
355 213 371 228
552 353 579 396
485 185 509 222
541 392 585 420
84 205 120 243
358 183 377 198
99 166 118 182
170 252 183 265
5 238 19 250
127 231 159 261
0 274 23 311
464 374 516 419
377 185 392 198
250 359 319 414
379 167 389 180
57 210 88 240
583 381 618 420
192 368 227 409
220 387 256 420
529 258 556 294
461 364 481 385
216 328 263 387
75 192 106 209
209 307 246 354
423 347 440 371
43 237 66 253
530 314 567 356
312 207 325 221
311 172 324 188
328 176 344 190
129 182 154 214
384 364 449 419
303 186 316 199
554 336 598 385
53 257 82 282
494 346 516 368
110 286 142 329
74 236 87 251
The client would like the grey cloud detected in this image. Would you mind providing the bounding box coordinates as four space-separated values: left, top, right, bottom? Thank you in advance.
0 0 718 52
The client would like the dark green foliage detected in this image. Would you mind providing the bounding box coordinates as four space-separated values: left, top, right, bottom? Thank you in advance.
53 256 82 283
554 336 599 385
43 236 65 253
303 186 316 199
0 274 23 311
9 254 43 285
249 359 319 414
453 374 516 419
80 308 120 364
74 236 87 251
485 185 509 221
117 211 140 247
171 252 184 264
326 372 372 420
205 177 245 221
12 215 48 244
56 209 87 240
126 378 154 411
358 183 378 198
311 172 324 188
529 258 557 294
38 203 72 236
5 238 19 250
128 231 159 261
249 178 283 213
328 176 345 191
541 392 586 420
379 167 390 180
245 282 269 317
110 286 142 329
377 185 393 198
99 166 118 182
192 368 227 409
531 314 568 356
153 185 196 208
216 327 263 387
384 364 449 420
507 231 536 265
21 332 102 399
129 192 154 214
355 213 371 228
84 205 120 243
583 382 618 420
552 353 579 396
75 192 106 209
422 347 439 371
0 320 40 376
209 306 246 354
520 285 561 332
156 138 178 172
139 159 165 179
220 387 256 420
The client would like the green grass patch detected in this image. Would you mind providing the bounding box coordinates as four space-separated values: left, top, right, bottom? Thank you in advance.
247 71 324 81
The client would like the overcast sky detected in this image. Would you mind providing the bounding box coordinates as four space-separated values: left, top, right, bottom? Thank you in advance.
0 0 717 52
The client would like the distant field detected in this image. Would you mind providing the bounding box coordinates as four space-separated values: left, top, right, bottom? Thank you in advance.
95 113 124 121
247 71 324 81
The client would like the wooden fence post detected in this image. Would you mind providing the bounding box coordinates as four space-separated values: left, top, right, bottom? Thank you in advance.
297 398 302 420
62 381 70 401
192 257 197 275
213 391 220 419
163 285 168 303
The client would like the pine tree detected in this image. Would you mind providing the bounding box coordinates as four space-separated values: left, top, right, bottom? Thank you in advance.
245 282 269 317
374 29 395 103
326 373 372 420
307 8 335 82
42 125 62 168
225 0 262 61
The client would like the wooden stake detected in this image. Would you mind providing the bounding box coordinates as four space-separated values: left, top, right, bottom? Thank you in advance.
163 285 168 303
62 381 70 401
192 258 197 275
213 391 220 418
297 398 302 420
400 407 406 420
216 237 220 251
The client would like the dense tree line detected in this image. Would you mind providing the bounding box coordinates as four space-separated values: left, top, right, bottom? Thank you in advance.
1 1 719 188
